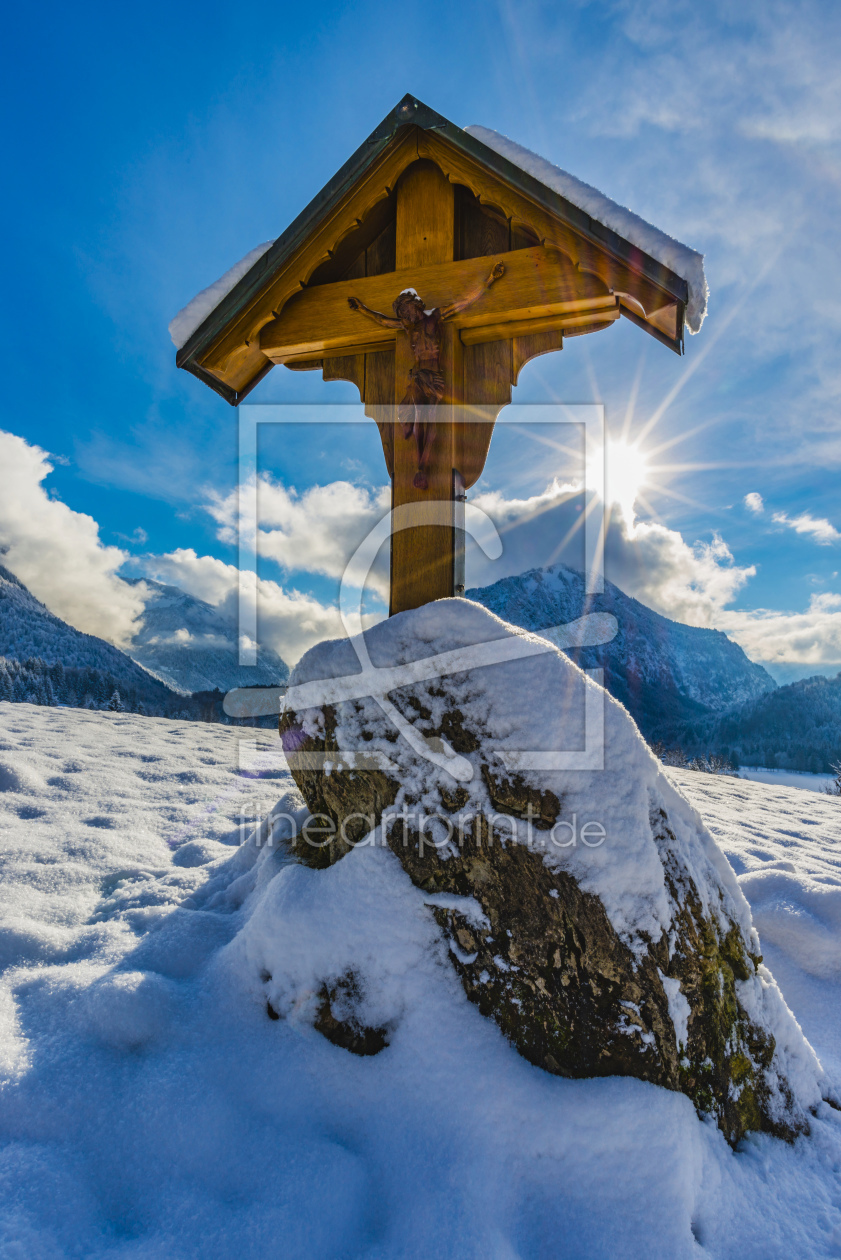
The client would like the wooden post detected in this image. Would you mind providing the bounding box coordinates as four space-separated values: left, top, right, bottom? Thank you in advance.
390 161 457 615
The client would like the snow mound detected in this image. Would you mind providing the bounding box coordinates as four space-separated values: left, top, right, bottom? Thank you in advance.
466 125 708 333
169 241 274 350
286 600 758 946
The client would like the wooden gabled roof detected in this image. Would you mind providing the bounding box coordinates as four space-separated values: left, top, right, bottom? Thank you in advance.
175 95 693 406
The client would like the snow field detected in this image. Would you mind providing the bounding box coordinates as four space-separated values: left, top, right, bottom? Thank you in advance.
285 595 823 1129
672 767 841 1084
0 703 840 1258
737 766 836 794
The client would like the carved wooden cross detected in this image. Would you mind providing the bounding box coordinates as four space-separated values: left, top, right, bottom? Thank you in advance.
176 100 690 617
258 162 620 613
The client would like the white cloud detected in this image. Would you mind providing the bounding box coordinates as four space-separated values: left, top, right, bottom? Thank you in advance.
810 592 841 612
6 423 840 676
744 492 764 514
138 478 841 670
718 593 841 667
143 548 358 665
467 477 841 667
206 477 391 598
609 524 755 627
467 480 755 628
772 511 840 544
578 2 841 162
145 629 233 651
0 430 146 645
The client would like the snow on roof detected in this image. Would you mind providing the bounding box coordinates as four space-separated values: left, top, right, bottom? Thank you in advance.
168 241 275 350
465 125 708 334
169 126 707 353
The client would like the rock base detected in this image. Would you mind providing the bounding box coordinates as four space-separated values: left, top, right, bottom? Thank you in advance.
278 601 823 1146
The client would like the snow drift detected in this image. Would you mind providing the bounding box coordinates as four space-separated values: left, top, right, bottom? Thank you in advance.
1 703 841 1255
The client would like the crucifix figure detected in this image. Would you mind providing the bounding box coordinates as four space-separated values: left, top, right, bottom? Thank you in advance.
347 261 506 489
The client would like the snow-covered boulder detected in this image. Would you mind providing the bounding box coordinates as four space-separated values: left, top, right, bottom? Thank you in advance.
278 600 824 1146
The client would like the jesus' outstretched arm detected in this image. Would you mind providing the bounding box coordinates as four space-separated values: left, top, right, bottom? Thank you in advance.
347 296 403 328
439 261 505 321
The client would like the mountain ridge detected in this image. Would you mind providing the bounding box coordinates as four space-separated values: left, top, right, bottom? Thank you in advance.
125 578 289 695
0 563 189 715
468 562 776 743
708 671 841 773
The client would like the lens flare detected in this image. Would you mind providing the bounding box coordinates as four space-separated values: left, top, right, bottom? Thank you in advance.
589 438 651 522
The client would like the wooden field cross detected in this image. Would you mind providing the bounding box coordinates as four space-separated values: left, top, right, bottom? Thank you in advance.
174 96 700 616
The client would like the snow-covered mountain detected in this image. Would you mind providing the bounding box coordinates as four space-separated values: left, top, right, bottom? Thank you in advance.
126 579 289 695
0 563 186 713
0 563 143 675
468 563 776 743
711 671 841 773
0 555 775 742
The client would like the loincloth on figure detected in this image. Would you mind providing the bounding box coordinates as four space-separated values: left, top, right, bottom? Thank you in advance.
398 366 445 430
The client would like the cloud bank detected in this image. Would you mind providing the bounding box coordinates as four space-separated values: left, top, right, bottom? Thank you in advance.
206 476 391 600
140 549 349 666
468 480 841 669
0 430 146 645
2 426 840 673
195 470 841 670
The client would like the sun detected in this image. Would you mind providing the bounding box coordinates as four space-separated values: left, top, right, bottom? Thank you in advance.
585 437 651 523
603 438 651 522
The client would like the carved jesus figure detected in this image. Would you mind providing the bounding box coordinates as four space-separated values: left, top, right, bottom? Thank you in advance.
348 261 505 489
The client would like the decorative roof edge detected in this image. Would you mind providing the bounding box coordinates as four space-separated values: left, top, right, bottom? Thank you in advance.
176 94 690 401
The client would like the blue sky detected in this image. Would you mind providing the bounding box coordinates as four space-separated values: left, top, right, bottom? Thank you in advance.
3 0 841 671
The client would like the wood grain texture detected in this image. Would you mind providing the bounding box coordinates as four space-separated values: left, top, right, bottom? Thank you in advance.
364 350 396 478
307 193 396 289
389 162 456 616
395 160 454 269
196 139 671 613
260 246 609 360
319 251 367 393
455 185 509 260
513 330 565 385
459 302 616 345
458 339 512 489
322 354 365 394
198 128 420 385
416 130 676 324
193 124 682 398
